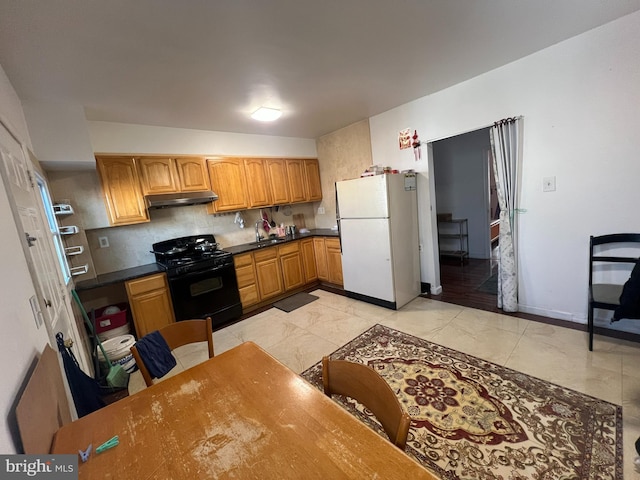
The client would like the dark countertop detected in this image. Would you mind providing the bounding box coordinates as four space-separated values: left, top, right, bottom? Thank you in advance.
74 229 339 291
74 263 163 292
224 228 339 255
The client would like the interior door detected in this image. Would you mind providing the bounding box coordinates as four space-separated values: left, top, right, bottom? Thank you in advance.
0 122 90 372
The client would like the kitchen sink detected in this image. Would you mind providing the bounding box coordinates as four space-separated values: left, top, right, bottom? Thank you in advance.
249 238 287 248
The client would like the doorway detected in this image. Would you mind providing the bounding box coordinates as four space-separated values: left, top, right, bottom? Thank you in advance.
430 127 499 307
0 121 90 371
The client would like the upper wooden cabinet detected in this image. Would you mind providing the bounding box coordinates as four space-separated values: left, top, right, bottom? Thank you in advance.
266 158 322 205
286 159 306 203
204 156 321 214
207 158 249 212
138 157 178 194
243 158 272 208
175 157 211 192
303 159 323 201
138 156 209 195
265 159 291 205
96 156 149 226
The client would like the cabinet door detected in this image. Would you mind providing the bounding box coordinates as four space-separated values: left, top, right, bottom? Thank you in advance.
243 158 272 208
286 159 306 203
254 247 284 300
126 273 175 338
325 238 343 286
207 158 249 212
234 253 260 308
279 242 305 291
265 159 290 205
175 157 210 192
300 238 318 283
303 159 323 201
96 156 149 226
138 157 178 195
314 237 328 281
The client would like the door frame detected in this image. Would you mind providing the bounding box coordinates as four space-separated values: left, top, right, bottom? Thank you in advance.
426 125 494 294
0 118 90 372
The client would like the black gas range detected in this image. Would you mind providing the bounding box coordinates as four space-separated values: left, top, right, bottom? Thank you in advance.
152 235 242 329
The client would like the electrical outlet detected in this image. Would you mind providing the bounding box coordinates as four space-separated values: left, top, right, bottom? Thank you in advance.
98 236 109 248
317 206 325 214
543 176 556 192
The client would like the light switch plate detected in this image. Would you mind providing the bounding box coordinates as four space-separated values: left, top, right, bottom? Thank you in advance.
99 236 109 248
543 176 556 192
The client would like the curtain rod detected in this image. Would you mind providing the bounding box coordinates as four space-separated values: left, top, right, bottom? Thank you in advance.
493 116 522 127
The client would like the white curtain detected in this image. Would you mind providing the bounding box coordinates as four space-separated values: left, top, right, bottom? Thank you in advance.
490 117 522 312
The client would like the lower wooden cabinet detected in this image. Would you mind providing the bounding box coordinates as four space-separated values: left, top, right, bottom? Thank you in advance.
314 237 343 286
234 252 260 309
300 238 318 283
325 238 344 286
125 272 175 338
313 238 328 281
254 248 284 301
233 236 342 313
278 242 305 291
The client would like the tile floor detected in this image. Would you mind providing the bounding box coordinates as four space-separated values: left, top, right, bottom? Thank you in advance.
128 289 640 478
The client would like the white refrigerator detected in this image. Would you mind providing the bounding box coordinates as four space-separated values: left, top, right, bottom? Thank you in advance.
336 174 420 309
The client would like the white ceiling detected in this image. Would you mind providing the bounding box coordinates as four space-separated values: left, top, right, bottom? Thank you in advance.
2 1 640 139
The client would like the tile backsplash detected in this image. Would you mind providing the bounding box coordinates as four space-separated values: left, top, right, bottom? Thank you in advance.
85 203 317 275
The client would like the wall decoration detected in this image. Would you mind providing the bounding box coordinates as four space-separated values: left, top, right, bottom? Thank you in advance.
399 128 412 150
412 130 421 161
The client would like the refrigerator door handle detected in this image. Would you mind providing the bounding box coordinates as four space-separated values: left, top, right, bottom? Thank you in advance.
335 182 342 253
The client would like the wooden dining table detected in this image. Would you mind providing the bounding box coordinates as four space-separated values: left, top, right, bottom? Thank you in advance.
52 341 437 479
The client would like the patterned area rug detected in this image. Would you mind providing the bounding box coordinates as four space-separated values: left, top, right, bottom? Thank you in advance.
301 324 622 480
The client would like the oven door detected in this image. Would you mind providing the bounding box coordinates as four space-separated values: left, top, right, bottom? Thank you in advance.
168 264 242 328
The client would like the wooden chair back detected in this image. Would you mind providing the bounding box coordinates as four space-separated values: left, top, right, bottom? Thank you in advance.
131 317 214 387
588 234 640 350
16 344 72 453
322 356 411 450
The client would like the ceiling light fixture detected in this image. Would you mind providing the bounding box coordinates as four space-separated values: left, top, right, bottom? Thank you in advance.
250 107 282 122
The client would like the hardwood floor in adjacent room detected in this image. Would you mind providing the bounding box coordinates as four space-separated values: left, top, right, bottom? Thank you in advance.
428 250 503 314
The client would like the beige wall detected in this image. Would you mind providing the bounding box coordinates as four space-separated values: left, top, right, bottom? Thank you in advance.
314 120 373 228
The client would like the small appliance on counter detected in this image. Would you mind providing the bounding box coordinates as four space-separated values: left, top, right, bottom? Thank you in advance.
151 234 242 330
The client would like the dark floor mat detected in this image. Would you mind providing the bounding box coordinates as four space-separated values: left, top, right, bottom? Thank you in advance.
273 292 319 312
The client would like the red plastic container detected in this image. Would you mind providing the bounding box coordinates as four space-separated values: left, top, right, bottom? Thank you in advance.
94 303 129 335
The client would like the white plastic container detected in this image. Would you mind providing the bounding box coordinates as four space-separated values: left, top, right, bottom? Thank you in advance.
97 323 131 342
97 334 136 373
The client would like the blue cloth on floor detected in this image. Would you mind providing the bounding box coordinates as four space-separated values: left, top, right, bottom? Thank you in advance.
134 331 177 379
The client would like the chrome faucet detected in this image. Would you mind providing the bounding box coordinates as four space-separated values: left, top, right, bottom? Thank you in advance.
255 220 264 243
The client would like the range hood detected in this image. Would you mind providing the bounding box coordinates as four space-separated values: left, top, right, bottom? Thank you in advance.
145 190 219 209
